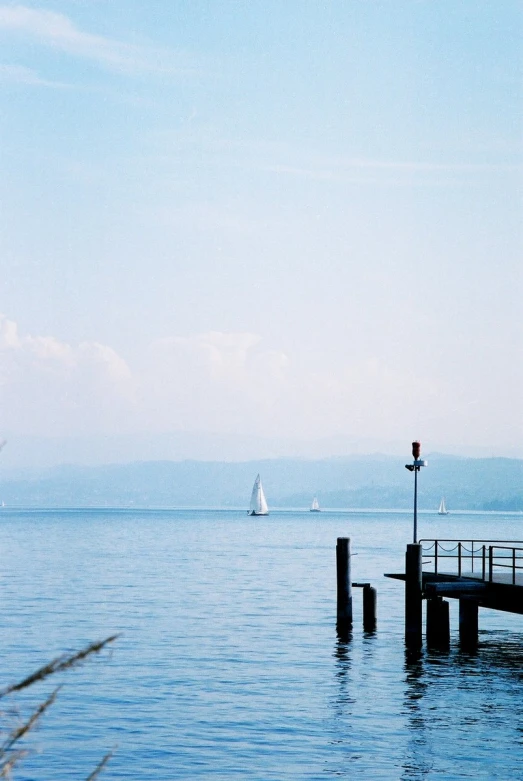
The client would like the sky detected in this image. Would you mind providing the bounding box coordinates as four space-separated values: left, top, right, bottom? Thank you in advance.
0 1 522 466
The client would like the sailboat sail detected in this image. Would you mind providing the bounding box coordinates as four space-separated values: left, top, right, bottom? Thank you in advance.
310 496 320 512
438 497 449 515
249 474 269 516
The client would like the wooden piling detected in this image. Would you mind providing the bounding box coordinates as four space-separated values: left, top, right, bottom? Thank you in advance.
426 597 450 649
459 597 479 650
438 599 450 649
363 585 377 632
336 537 353 629
405 543 422 650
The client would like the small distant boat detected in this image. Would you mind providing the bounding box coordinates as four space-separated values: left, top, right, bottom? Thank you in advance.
310 496 321 512
438 497 449 515
249 474 269 516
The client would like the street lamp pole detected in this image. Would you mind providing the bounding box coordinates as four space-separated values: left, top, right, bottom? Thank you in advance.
405 440 427 544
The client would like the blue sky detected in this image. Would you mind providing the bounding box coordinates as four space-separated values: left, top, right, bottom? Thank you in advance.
0 1 522 465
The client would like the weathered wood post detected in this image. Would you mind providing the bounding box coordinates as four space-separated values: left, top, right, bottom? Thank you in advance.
363 584 377 632
426 596 450 649
336 537 353 630
459 597 479 650
405 543 423 649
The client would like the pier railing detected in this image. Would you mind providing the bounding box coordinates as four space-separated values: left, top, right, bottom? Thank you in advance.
419 539 523 585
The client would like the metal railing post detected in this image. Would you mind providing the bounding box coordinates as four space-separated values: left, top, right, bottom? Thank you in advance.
513 548 516 585
482 545 486 581
489 546 493 583
458 542 462 577
434 540 438 575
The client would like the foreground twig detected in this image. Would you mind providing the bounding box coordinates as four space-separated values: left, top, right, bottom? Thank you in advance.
85 749 115 781
0 749 28 779
0 635 119 779
1 688 60 753
0 635 119 698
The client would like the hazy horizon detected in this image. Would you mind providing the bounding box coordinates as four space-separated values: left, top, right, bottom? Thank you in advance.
1 2 521 467
0 430 520 471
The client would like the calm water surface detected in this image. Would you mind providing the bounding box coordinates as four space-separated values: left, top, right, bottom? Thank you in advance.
2 508 523 780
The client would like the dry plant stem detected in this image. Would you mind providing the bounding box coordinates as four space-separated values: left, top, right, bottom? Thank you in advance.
0 750 28 779
0 636 119 780
0 635 120 698
85 750 114 781
1 688 60 753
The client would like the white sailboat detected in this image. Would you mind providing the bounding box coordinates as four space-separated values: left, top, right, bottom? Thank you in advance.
249 474 269 516
438 497 449 515
310 496 321 512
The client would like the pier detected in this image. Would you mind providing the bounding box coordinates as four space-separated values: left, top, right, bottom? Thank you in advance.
386 539 523 649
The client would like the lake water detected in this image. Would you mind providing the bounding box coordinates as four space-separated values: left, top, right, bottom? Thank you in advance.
2 508 523 780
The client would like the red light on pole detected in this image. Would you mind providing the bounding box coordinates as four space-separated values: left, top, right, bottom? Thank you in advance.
406 440 427 543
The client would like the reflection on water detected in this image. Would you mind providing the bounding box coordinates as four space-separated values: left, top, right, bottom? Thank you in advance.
398 633 523 780
402 654 432 779
468 632 523 677
333 632 354 710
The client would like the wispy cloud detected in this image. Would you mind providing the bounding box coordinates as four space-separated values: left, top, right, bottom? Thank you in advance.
0 63 67 87
0 5 190 74
265 156 523 184
144 128 522 188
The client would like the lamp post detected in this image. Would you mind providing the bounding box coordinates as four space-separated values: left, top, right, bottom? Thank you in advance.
405 440 427 543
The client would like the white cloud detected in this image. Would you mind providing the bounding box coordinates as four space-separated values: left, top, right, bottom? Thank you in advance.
0 5 187 74
137 330 450 443
141 331 289 433
0 315 21 348
0 315 135 435
0 316 519 456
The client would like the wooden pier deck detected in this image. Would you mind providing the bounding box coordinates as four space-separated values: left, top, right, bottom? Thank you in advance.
386 538 523 617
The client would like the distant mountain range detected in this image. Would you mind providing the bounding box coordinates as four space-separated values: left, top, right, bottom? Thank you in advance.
0 454 522 510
